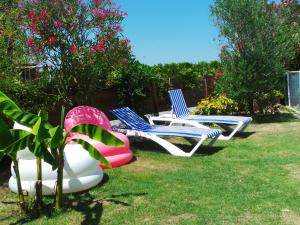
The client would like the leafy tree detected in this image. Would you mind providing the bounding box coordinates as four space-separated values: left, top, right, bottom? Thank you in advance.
0 0 26 78
19 0 131 108
211 0 297 113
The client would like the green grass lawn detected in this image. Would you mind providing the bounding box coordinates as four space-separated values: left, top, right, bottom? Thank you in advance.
1 114 300 225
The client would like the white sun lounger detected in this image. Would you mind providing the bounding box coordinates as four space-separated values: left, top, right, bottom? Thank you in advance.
148 89 252 140
111 107 221 157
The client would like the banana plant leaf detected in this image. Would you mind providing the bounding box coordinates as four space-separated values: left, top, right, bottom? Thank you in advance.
28 141 58 169
0 116 9 134
0 91 21 111
68 124 124 147
0 91 39 128
0 129 34 160
72 138 110 167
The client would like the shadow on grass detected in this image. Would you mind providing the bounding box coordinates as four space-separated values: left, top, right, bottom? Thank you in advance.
5 176 147 225
252 113 299 124
130 138 225 156
222 131 256 138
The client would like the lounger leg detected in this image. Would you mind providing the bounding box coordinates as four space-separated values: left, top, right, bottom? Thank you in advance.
125 130 216 157
133 133 208 157
186 136 208 157
148 118 155 125
239 122 251 132
218 122 244 140
207 134 221 146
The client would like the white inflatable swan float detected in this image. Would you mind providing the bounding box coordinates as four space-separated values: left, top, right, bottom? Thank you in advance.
9 123 103 195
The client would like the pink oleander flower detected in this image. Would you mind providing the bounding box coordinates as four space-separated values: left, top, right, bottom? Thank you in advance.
93 0 102 5
26 37 35 48
216 70 222 79
90 40 106 53
54 20 63 28
30 24 37 32
48 36 55 44
94 9 111 20
40 10 48 20
27 10 35 19
113 25 122 32
69 45 78 55
33 0 39 3
32 45 42 51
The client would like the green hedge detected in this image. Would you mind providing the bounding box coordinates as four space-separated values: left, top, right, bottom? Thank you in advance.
107 60 221 113
0 78 57 113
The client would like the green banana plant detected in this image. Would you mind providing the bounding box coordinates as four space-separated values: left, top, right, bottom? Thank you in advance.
0 91 56 210
0 91 124 209
0 116 37 212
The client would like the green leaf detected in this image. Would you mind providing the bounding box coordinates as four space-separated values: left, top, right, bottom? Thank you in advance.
32 117 42 136
28 142 58 169
0 130 33 159
39 111 48 122
32 117 50 142
68 124 124 147
48 126 64 149
0 91 39 128
0 102 39 127
72 138 111 167
0 91 21 111
0 116 9 134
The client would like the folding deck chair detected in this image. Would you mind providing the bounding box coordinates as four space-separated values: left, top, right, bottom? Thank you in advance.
148 89 252 140
111 107 221 157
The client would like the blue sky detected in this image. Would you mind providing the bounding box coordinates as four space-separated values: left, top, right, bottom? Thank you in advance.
117 0 219 65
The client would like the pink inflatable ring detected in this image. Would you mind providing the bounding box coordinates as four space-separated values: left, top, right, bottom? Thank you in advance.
64 106 133 169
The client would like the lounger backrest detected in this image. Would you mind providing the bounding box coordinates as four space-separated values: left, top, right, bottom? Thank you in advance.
168 89 189 118
111 107 153 131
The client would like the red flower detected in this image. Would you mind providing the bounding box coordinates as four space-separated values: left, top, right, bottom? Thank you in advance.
40 10 48 20
93 0 102 5
48 36 55 44
69 45 78 55
30 24 37 32
26 37 35 48
216 70 222 79
32 45 42 51
54 20 63 28
90 40 106 53
113 25 122 32
27 10 35 20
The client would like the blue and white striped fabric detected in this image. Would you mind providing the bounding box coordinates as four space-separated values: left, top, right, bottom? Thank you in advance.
168 89 190 118
168 89 252 124
111 107 221 138
111 107 152 131
186 115 252 125
148 126 221 138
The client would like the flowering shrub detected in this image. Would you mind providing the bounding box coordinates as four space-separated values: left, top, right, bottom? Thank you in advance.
194 95 238 115
212 0 298 113
19 0 131 107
